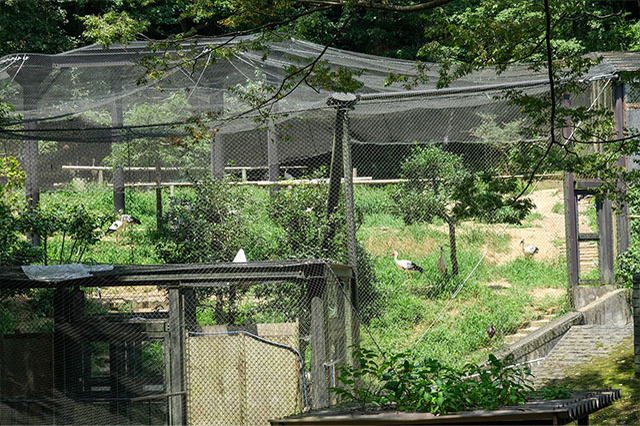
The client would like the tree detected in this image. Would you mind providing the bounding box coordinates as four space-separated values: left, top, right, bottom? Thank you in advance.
392 145 532 275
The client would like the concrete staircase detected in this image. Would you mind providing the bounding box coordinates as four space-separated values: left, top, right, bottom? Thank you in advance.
559 242 598 274
504 314 557 344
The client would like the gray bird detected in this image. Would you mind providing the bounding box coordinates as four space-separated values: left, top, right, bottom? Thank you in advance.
437 246 448 276
486 324 496 339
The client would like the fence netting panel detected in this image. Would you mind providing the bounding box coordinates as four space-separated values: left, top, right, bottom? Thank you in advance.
1 37 620 425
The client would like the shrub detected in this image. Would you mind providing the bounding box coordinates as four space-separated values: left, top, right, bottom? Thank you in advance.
332 348 533 414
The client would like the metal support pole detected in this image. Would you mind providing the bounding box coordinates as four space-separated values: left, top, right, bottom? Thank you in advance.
328 93 359 274
22 79 43 246
111 75 125 214
614 82 631 255
210 91 225 180
267 101 280 195
323 104 345 254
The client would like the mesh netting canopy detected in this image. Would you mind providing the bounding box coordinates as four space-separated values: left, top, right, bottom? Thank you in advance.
0 37 634 170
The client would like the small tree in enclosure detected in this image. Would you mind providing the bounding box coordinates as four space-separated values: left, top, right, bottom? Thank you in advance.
393 145 533 275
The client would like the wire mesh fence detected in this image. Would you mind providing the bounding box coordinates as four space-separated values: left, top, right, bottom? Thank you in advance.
0 37 633 425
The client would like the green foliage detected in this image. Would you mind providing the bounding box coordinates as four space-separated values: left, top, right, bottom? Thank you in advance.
268 178 381 322
0 157 40 266
81 11 149 48
535 385 572 400
0 0 75 56
333 348 533 414
617 246 639 288
551 202 563 214
17 204 110 265
392 145 532 275
157 178 248 263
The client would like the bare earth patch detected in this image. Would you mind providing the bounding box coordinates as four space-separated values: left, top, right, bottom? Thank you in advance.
530 287 565 303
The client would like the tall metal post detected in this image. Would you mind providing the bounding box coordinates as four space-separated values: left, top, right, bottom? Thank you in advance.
267 101 280 195
327 93 359 274
111 73 125 213
16 66 52 247
210 91 225 180
614 82 631 256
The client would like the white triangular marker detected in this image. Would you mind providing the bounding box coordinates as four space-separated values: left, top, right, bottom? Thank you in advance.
233 248 247 263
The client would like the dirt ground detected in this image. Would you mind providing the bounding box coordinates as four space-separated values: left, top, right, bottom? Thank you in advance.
496 188 566 265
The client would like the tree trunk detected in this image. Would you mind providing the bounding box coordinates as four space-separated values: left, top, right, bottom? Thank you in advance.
445 216 458 276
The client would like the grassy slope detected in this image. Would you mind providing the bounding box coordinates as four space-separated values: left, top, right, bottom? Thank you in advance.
36 183 570 366
552 336 640 424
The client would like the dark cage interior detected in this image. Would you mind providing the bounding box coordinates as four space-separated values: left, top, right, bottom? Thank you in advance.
0 261 356 425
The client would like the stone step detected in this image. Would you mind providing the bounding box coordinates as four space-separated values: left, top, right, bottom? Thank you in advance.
503 314 557 343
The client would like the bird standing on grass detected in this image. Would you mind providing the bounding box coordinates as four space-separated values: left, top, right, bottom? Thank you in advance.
391 251 423 280
107 213 141 234
486 324 497 339
437 246 448 276
520 238 539 258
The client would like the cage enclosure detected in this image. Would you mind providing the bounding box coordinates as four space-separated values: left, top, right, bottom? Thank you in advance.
0 260 356 425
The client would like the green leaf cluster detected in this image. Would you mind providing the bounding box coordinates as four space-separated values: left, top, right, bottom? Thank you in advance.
333 348 533 414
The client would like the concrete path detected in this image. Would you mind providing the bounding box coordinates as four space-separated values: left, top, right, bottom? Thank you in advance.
530 324 632 388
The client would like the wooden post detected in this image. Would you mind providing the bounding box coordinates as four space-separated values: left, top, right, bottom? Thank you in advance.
183 288 199 331
309 277 328 409
596 197 615 284
342 276 359 369
111 73 125 214
614 83 631 256
563 93 579 292
633 273 640 376
168 288 186 425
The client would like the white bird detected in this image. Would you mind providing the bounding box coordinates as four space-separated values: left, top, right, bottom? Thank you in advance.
107 213 141 234
520 238 539 257
391 251 423 280
233 248 247 263
437 246 448 276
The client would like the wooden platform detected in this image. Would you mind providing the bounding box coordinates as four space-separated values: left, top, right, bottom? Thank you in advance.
270 390 620 425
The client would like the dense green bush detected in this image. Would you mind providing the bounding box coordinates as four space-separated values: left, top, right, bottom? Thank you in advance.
617 184 640 287
332 347 533 414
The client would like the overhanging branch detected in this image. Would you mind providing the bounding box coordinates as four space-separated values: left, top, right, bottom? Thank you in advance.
300 0 454 12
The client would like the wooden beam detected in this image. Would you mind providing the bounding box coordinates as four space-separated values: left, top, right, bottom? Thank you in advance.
564 172 579 289
578 232 600 242
614 82 631 255
596 198 615 285
167 288 186 425
309 282 328 409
